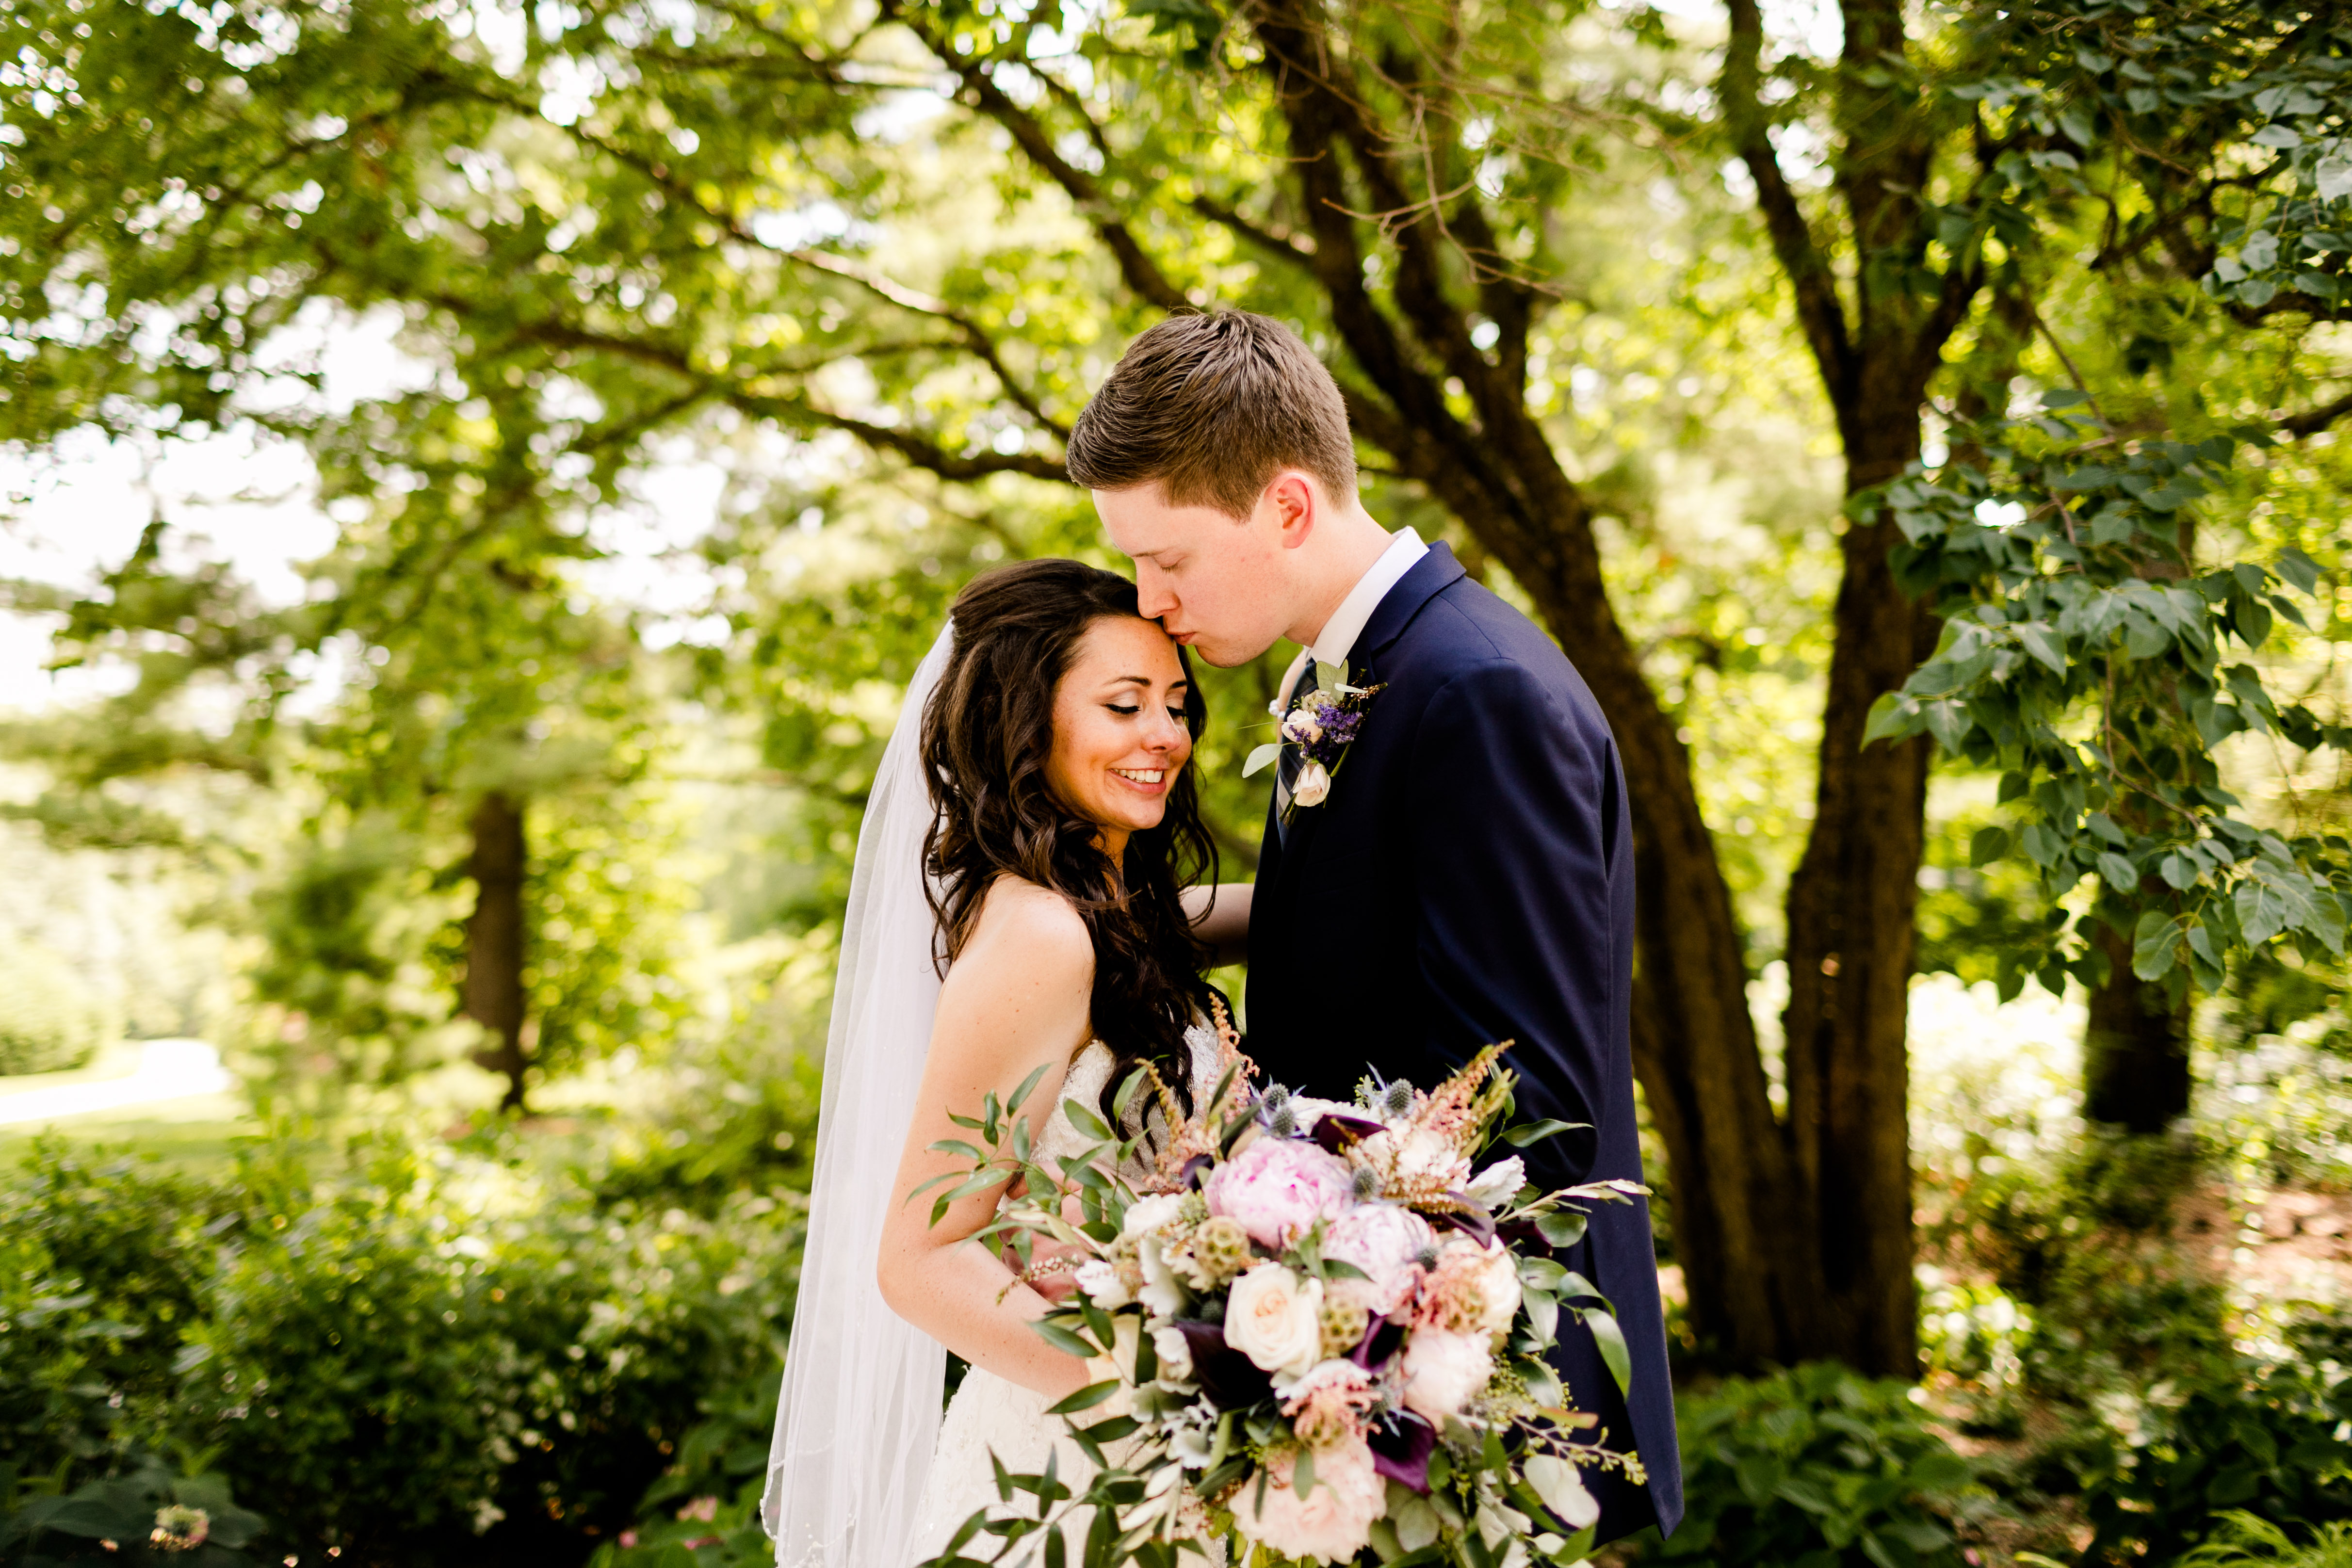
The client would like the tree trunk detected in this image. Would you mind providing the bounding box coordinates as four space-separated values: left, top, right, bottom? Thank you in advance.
1777 436 1940 1378
2083 921 2192 1133
1249 0 1867 1371
464 790 531 1112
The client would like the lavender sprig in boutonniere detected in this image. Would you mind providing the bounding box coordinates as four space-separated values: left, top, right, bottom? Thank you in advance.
1242 660 1384 822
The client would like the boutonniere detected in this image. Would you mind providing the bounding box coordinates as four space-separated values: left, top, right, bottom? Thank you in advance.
1242 661 1384 822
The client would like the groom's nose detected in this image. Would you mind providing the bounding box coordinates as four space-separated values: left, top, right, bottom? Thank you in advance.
1135 566 1177 621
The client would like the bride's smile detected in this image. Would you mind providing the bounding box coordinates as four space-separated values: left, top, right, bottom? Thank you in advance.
1043 613 1195 856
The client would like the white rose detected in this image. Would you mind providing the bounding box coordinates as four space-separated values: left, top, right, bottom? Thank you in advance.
1223 1263 1325 1380
1355 1126 1472 1193
1400 1328 1494 1423
1292 760 1331 808
1464 1156 1526 1208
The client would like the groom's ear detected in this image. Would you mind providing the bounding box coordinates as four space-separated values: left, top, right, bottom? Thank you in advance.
1265 471 1318 547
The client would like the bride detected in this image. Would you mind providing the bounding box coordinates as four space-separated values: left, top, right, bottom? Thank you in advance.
763 558 1248 1567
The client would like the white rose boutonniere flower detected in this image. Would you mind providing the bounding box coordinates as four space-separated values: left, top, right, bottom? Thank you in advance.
1241 661 1384 823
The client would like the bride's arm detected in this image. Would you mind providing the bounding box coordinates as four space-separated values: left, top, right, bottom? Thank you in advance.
1182 881 1253 969
876 879 1096 1402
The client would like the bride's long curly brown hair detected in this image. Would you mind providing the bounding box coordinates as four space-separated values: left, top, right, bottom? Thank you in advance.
920 559 1217 1118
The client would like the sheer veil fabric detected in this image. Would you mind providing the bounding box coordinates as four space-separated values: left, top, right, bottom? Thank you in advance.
763 622 956 1567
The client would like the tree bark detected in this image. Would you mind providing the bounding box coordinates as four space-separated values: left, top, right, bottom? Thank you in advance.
1245 0 1832 1370
1778 446 1941 1377
2083 920 2193 1133
464 790 531 1112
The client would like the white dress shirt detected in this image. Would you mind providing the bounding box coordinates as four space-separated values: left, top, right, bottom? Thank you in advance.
1272 527 1428 814
1274 526 1429 701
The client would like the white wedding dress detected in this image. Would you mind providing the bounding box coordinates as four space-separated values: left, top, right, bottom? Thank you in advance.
905 1021 1227 1564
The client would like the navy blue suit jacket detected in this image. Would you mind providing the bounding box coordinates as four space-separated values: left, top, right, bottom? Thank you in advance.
1244 544 1681 1543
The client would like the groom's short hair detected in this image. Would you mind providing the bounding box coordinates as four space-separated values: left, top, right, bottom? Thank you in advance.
1065 310 1357 517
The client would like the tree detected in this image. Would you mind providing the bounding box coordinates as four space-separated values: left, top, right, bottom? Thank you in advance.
1864 0 2352 1138
5 0 2345 1370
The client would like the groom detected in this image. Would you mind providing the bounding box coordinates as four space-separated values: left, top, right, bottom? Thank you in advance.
1069 310 1682 1546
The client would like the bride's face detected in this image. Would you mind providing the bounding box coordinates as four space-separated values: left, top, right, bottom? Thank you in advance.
1046 614 1195 857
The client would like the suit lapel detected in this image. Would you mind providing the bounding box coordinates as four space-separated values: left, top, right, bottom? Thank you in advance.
1259 546 1465 909
1357 542 1466 665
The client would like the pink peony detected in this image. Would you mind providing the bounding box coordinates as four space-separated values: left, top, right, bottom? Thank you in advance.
1321 1203 1436 1316
1281 1359 1379 1450
1204 1137 1352 1250
1400 1328 1495 1423
1232 1437 1384 1565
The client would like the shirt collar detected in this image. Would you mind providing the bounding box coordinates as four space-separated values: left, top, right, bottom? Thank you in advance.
1307 527 1428 669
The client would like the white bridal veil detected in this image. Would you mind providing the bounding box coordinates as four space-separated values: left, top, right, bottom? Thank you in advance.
764 621 956 1567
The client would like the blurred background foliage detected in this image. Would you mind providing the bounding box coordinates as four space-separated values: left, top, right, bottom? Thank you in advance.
0 0 2350 1563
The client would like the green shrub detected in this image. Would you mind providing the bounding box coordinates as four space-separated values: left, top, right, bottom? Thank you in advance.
0 1154 224 1496
1 1458 265 1567
0 1131 807 1568
2181 1511 2352 1568
589 1380 778 1568
2066 1328 2352 1566
0 939 107 1076
1636 1363 1973 1568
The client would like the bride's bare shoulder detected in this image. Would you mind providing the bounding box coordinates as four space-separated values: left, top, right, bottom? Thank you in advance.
956 875 1093 979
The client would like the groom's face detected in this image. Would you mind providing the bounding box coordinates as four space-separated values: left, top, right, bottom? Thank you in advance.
1095 482 1290 669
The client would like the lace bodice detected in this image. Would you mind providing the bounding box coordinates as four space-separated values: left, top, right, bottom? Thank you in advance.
1038 1019 1226 1180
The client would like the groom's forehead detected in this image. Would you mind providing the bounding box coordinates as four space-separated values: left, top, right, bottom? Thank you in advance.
1095 484 1238 553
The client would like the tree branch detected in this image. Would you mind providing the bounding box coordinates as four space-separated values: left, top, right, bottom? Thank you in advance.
2277 386 2352 437
1191 196 1320 268
1721 0 1855 402
901 25 1190 311
447 79 1071 434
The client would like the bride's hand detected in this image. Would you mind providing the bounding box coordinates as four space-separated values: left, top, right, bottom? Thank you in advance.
1003 1191 1089 1304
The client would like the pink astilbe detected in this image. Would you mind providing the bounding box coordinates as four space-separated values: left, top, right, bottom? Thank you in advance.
1411 1042 1511 1145
1141 996 1258 1189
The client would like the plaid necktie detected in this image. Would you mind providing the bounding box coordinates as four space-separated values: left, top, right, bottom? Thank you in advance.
1274 657 1321 838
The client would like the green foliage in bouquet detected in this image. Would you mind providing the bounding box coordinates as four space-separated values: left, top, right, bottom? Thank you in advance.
914 1017 1646 1568
1642 1364 1973 1568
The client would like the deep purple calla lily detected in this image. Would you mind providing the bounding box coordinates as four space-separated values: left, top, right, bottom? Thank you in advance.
1429 1203 1498 1246
1308 1113 1386 1157
1171 1319 1272 1409
1369 1412 1438 1493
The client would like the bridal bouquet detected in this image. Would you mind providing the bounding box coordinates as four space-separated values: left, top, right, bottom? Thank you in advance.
914 1006 1646 1568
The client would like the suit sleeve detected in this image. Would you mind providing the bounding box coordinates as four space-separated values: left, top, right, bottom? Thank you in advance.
1405 659 1622 1187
